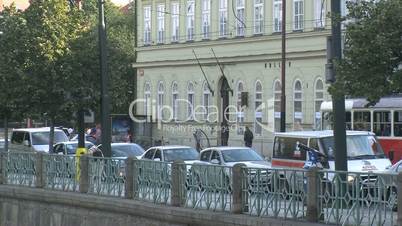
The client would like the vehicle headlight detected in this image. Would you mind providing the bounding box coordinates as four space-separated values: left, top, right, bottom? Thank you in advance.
347 175 355 183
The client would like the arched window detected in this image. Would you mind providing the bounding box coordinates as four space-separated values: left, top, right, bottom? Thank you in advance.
144 82 151 116
187 82 194 119
294 80 303 129
236 81 245 135
314 79 324 130
273 80 281 132
172 82 178 120
203 82 211 121
254 81 263 135
157 82 164 120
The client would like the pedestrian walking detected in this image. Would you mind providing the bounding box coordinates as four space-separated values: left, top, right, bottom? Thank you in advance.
244 126 253 148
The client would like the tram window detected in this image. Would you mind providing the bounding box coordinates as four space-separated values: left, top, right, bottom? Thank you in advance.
353 111 371 132
394 111 402 137
373 111 391 137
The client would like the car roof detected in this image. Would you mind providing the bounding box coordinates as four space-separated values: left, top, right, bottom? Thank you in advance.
274 130 373 138
55 141 93 145
13 127 64 132
111 143 140 146
147 145 193 150
201 147 253 152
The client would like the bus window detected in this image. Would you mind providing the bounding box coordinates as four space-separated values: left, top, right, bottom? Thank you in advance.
273 137 307 160
353 111 371 132
373 111 391 136
394 111 402 137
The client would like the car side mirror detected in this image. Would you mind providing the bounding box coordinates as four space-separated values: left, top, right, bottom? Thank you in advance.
23 140 30 147
389 150 395 162
211 159 220 164
154 158 161 162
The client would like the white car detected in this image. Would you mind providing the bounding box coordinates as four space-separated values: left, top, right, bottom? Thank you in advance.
198 147 270 168
190 147 271 189
140 145 199 163
10 127 69 153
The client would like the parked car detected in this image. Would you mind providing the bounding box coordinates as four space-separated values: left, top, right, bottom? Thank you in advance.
10 128 69 153
191 147 271 190
53 141 95 155
140 145 199 163
111 143 145 159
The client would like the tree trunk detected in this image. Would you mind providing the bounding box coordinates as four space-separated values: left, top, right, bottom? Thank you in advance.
48 117 55 153
4 117 8 152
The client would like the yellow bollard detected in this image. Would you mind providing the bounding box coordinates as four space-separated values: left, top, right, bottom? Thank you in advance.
75 148 88 181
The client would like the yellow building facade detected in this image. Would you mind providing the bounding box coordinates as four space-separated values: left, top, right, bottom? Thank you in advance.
134 0 342 156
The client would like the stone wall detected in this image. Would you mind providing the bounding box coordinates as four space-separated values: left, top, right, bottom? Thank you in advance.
0 185 326 226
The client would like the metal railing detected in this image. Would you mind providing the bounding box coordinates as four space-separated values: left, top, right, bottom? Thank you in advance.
44 154 78 192
183 163 232 212
88 157 126 197
242 168 307 219
318 170 397 226
135 160 171 204
5 152 37 187
0 151 400 226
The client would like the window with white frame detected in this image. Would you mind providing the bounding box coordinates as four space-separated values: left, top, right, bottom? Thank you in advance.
294 80 303 126
254 0 263 34
187 82 195 119
157 82 164 120
236 0 245 36
254 81 263 135
293 0 304 31
273 0 282 32
219 0 228 37
143 6 151 45
314 0 326 28
144 82 151 116
202 0 211 39
157 4 165 44
237 81 245 135
186 0 195 41
274 80 281 132
171 2 180 42
314 79 324 130
203 82 211 121
172 82 179 120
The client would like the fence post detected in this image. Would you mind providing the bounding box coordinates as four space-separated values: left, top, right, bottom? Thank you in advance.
0 153 5 184
232 163 246 214
306 167 319 222
397 172 402 226
79 155 89 193
171 160 185 207
35 152 45 188
124 157 136 199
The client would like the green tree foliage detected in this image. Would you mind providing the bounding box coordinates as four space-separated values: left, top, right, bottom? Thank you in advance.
0 5 28 151
330 0 402 104
66 0 136 115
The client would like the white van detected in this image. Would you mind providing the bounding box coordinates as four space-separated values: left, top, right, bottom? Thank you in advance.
10 128 69 153
271 130 392 172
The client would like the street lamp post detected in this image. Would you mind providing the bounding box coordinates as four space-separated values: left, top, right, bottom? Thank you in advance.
98 0 111 157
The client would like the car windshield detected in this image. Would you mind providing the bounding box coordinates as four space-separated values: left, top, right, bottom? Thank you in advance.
164 148 199 162
221 148 264 162
321 135 385 160
66 143 93 155
112 149 128 158
32 131 68 145
112 144 144 157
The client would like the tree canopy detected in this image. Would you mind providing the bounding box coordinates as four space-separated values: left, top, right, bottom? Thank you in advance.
330 0 402 104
